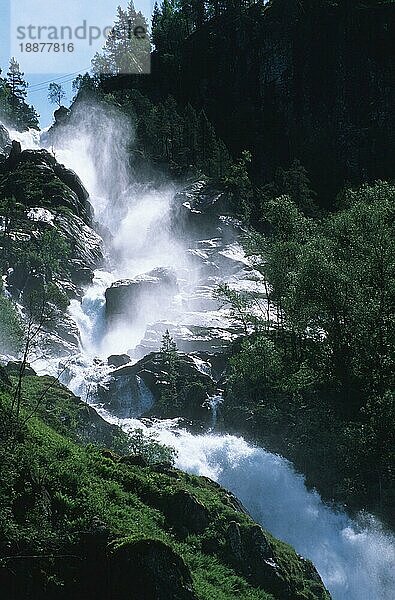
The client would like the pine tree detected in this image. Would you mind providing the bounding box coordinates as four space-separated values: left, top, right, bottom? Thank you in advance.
4 58 39 130
160 329 179 408
152 2 163 48
7 58 27 112
92 2 150 74
160 329 178 359
183 103 200 166
48 82 66 108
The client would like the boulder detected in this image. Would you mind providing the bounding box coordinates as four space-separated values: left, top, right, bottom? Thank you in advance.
119 454 148 467
7 140 22 168
93 350 216 424
224 522 330 600
2 147 93 223
105 267 178 320
53 162 90 206
96 366 155 419
110 539 197 600
161 490 210 537
53 105 70 126
171 179 230 239
107 354 131 368
5 361 37 377
116 351 215 421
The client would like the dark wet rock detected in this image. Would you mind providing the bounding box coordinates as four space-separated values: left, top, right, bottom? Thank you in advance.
5 361 37 377
69 261 94 286
171 179 230 238
225 522 287 596
105 267 178 320
14 147 55 167
1 147 93 224
53 162 91 209
100 448 119 462
223 521 330 600
190 350 229 381
7 140 22 168
0 124 11 156
110 539 197 600
108 353 131 367
94 350 217 424
53 105 70 126
149 462 178 476
16 272 45 303
162 490 210 537
122 351 215 420
96 365 155 419
55 212 104 277
119 454 148 467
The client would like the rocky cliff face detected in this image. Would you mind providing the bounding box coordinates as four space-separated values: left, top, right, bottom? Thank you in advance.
0 136 104 355
146 0 395 203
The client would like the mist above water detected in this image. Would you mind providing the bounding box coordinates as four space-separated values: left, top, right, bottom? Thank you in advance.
48 102 189 356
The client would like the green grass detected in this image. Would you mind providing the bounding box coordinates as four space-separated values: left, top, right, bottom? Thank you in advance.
0 373 330 599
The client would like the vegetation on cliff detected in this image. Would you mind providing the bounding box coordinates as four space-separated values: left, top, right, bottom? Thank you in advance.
0 59 39 131
220 182 395 525
0 368 330 600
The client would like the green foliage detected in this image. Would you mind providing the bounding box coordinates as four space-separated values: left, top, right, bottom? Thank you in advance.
259 160 318 217
214 283 262 334
225 181 395 523
72 83 231 179
0 59 39 130
223 150 254 220
48 82 66 108
229 336 283 403
0 292 23 355
159 329 180 409
0 195 71 294
92 2 150 75
151 1 260 54
127 428 177 465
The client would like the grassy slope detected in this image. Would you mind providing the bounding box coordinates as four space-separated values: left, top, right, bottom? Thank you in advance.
0 373 330 600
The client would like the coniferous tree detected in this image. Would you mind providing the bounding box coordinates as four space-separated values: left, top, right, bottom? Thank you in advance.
92 2 150 74
2 58 39 130
7 58 27 111
48 82 66 108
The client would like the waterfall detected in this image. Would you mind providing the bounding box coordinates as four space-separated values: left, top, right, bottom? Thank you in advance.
167 431 395 600
87 410 395 600
4 115 395 600
208 393 223 430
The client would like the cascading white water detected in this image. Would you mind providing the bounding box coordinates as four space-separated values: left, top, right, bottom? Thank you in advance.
4 115 395 600
85 408 395 600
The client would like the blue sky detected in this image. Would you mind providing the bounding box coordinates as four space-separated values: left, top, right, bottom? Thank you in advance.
0 1 153 127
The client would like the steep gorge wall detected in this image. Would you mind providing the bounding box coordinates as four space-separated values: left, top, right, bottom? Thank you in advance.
150 1 395 202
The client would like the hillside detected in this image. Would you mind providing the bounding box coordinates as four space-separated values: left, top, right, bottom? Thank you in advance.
0 366 330 600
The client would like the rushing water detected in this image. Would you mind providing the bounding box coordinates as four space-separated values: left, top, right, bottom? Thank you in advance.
5 114 395 600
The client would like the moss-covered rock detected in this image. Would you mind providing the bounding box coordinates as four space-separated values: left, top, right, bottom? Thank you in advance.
110 539 197 600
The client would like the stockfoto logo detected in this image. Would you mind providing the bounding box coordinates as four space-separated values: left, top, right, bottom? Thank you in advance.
16 20 147 47
10 0 152 75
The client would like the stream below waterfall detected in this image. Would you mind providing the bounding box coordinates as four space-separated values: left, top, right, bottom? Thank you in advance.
8 109 395 600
